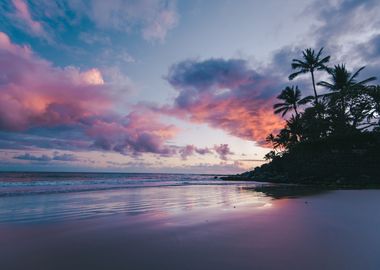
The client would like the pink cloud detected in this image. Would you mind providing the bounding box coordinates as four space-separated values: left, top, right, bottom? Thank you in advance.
163 58 285 146
11 0 47 38
0 32 110 131
88 111 179 156
0 32 180 156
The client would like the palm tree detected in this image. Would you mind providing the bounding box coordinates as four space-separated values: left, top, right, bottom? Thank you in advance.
318 65 376 106
285 114 304 143
318 65 377 131
267 115 303 150
273 86 311 117
289 48 330 103
318 65 376 92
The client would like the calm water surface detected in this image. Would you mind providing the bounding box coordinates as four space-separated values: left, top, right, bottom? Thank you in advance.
1 172 380 270
0 172 264 223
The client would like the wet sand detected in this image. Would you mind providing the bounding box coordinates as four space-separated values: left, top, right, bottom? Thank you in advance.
1 186 380 270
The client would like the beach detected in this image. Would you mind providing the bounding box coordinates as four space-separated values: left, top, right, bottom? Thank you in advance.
2 1 380 269
1 173 380 270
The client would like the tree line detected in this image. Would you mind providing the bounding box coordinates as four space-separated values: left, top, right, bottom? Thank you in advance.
265 48 380 160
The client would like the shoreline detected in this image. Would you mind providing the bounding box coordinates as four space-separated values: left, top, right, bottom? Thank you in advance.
221 175 380 190
2 188 380 270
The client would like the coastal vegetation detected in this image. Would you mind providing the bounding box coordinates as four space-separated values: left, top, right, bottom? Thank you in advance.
229 48 380 186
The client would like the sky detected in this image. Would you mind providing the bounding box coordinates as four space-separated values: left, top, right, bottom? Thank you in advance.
0 0 380 173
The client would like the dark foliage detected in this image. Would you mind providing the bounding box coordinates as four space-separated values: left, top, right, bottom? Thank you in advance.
252 132 380 185
243 48 380 186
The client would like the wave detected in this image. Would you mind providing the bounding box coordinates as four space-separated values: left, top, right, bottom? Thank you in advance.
0 172 252 197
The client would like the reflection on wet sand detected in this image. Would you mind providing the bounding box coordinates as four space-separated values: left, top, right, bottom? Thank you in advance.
245 184 330 199
0 184 270 224
1 185 380 270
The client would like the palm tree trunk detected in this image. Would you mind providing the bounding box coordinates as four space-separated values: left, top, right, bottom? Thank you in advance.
293 105 299 117
311 71 319 104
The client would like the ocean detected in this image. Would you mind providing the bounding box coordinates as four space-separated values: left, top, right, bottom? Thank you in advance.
0 172 261 224
0 172 239 196
1 172 380 269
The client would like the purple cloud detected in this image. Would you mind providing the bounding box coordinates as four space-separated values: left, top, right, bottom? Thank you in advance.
87 111 179 156
213 144 233 161
0 32 111 131
162 58 285 145
0 32 180 157
179 145 212 160
8 0 49 39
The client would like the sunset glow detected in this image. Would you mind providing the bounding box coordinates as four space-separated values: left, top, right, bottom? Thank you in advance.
1 0 379 173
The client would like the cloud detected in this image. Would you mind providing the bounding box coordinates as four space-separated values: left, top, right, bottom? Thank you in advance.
52 153 78 161
14 152 78 162
174 161 246 174
0 130 91 151
310 0 380 50
0 32 180 157
142 7 178 42
88 111 179 156
99 49 136 65
258 1 380 99
162 58 284 145
304 0 380 82
362 34 380 61
9 0 48 39
79 32 111 45
14 153 51 162
178 144 233 161
4 0 178 43
213 144 233 161
179 145 212 160
72 0 178 42
0 32 112 131
107 160 154 168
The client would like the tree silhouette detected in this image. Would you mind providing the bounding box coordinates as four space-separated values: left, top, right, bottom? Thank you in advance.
268 48 379 150
242 47 380 186
289 48 330 104
318 65 376 132
273 86 312 117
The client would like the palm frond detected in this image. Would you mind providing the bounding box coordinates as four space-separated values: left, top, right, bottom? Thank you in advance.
316 47 323 60
355 76 377 86
349 66 365 82
273 103 286 109
274 107 288 115
318 55 330 65
317 81 334 89
289 70 307 80
299 95 314 105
